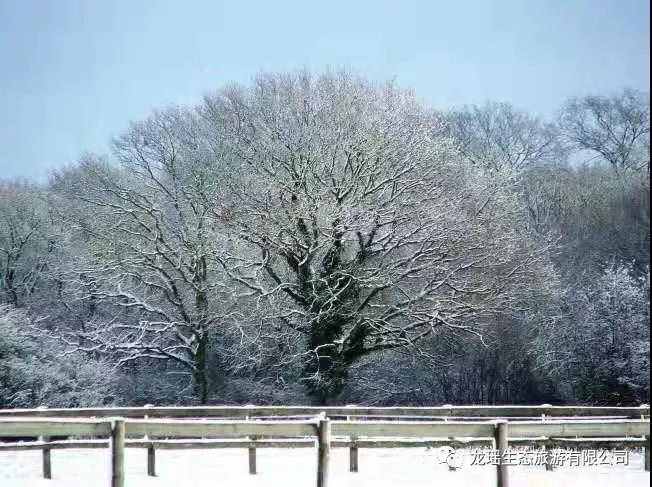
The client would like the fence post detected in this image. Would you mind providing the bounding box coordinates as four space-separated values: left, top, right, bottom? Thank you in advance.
443 416 457 472
245 414 257 475
249 436 258 475
346 411 358 473
440 404 460 471
349 439 359 473
36 406 51 479
639 405 650 472
38 435 51 479
544 442 554 472
110 419 125 487
539 413 554 472
493 421 509 487
147 443 156 477
143 404 156 477
316 413 331 487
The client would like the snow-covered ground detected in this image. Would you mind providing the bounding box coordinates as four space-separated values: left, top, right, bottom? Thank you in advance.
0 448 648 487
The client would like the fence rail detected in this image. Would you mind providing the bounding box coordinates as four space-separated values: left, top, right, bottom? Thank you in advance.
1 435 648 451
0 412 649 487
0 404 649 419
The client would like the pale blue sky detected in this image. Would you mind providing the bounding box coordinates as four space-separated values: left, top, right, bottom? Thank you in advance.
0 0 649 180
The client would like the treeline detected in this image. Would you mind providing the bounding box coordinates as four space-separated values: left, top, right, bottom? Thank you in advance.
0 72 649 407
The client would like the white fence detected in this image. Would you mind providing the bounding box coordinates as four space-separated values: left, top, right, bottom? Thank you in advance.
0 405 650 487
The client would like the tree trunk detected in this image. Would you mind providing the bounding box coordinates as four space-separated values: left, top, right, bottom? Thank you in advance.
303 315 367 404
194 335 208 404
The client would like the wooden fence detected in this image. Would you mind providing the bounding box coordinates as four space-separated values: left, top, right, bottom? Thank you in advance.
0 417 649 487
0 406 650 487
0 404 649 419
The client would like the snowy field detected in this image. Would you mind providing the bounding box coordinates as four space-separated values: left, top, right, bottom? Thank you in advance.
0 448 649 487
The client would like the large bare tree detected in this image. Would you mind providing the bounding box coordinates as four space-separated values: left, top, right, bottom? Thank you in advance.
201 72 556 403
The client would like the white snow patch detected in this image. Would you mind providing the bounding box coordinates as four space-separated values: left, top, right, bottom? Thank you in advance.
0 448 648 486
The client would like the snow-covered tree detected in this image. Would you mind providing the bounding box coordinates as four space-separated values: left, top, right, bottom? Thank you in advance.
559 89 650 174
445 102 566 174
201 71 557 403
535 262 650 404
50 109 242 404
0 182 52 307
0 305 119 407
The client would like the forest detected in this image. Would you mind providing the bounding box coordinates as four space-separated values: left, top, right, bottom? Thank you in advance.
0 71 649 408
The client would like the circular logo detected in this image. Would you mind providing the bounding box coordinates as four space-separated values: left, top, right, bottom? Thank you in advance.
446 450 466 469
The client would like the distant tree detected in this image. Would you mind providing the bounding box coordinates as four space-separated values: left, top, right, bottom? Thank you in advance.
534 262 650 405
559 89 650 174
0 305 119 407
445 102 566 173
0 182 51 307
519 163 650 274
